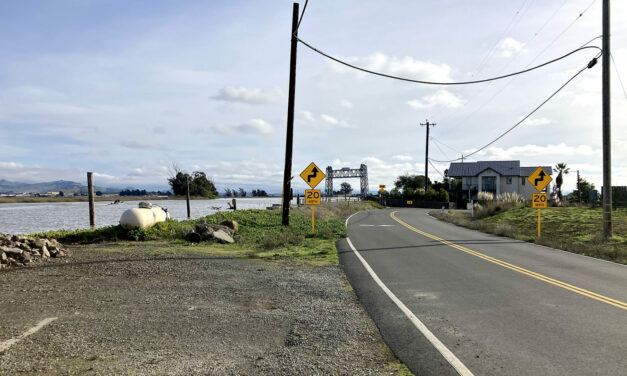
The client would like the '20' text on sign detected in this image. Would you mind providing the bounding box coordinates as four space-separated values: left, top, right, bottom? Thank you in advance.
305 189 321 206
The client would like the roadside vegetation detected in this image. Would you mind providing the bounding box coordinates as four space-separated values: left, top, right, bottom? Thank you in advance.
432 202 627 264
31 201 381 266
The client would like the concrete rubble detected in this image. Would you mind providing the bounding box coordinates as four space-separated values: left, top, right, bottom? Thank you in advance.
185 219 238 244
0 233 70 269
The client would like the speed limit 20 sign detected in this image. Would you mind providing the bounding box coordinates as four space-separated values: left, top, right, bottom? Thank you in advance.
532 193 548 209
305 189 321 205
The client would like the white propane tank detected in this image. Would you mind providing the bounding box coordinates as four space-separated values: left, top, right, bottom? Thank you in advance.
119 205 170 229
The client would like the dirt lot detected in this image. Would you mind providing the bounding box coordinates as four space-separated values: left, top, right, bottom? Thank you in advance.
0 242 404 375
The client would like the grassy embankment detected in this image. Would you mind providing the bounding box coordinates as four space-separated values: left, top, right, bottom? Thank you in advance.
432 204 627 264
33 200 382 266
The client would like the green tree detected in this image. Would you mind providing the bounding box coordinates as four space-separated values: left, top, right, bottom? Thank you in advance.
554 162 570 199
238 188 246 197
340 182 353 195
394 174 431 191
578 178 595 203
168 169 218 198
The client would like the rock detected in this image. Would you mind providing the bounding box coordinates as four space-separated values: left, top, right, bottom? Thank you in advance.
1 252 7 262
31 238 46 249
211 230 235 244
138 201 153 209
3 247 23 256
195 223 215 239
41 246 50 258
55 251 66 258
185 231 202 243
220 220 239 235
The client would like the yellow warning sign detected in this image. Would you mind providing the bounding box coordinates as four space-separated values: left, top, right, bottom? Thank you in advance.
532 193 548 209
527 166 552 192
305 189 321 205
300 162 326 189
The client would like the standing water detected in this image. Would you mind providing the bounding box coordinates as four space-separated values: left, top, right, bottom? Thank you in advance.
0 198 284 234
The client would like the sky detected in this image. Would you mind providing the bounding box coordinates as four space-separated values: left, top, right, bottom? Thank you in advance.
0 0 626 194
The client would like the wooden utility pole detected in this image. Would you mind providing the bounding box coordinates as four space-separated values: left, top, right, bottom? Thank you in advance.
87 172 95 229
281 2 299 226
186 176 191 219
577 170 581 205
602 0 612 237
420 120 436 191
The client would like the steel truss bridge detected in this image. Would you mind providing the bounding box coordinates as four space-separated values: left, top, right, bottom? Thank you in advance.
325 164 369 198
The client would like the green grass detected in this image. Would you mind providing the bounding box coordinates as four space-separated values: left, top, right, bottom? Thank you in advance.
31 206 364 265
433 206 627 264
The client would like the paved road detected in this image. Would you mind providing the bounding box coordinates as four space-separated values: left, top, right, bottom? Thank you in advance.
340 208 627 376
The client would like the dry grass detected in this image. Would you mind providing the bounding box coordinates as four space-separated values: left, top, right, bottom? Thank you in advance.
291 200 382 221
432 207 627 264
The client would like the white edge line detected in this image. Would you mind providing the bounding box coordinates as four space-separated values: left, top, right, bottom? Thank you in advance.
345 212 473 376
0 317 58 353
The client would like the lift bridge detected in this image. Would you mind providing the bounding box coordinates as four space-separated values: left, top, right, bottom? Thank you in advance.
325 164 369 198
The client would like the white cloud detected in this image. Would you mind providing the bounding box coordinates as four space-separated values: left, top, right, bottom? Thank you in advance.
407 89 466 109
392 154 413 161
475 143 600 160
213 119 274 135
298 110 316 123
497 37 528 58
521 117 554 126
212 86 284 104
331 53 453 82
320 114 339 125
121 141 170 151
340 99 353 109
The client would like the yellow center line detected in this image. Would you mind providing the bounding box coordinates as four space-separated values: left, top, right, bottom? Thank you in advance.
390 211 627 311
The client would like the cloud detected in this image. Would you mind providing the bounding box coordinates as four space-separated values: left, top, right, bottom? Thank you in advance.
330 53 452 82
121 141 170 151
340 99 353 109
407 89 466 109
521 117 554 126
213 119 274 135
212 86 284 104
474 143 600 160
392 154 413 161
320 114 339 125
298 110 316 123
497 37 528 58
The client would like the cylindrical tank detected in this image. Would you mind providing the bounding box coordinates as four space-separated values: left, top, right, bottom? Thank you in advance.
119 206 170 229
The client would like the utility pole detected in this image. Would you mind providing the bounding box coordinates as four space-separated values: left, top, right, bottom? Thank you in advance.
577 170 581 205
602 0 612 237
281 2 299 226
420 120 435 191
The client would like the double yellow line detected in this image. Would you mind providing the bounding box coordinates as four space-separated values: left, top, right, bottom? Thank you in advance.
390 211 627 311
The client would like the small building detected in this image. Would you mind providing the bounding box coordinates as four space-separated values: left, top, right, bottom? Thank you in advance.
448 160 553 200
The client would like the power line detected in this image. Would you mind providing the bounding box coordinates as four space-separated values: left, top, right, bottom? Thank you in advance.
297 0 309 29
433 56 599 163
428 159 445 179
297 37 600 86
610 53 627 100
430 136 452 161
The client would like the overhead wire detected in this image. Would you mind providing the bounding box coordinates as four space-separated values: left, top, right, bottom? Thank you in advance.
610 53 627 101
428 159 445 179
430 136 453 161
437 1 599 127
432 55 599 163
297 0 309 30
297 37 600 86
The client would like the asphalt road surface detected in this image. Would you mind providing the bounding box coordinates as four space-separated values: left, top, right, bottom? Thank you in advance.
340 208 627 376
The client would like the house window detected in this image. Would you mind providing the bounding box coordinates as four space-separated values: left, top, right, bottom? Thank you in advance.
506 177 512 184
522 178 526 185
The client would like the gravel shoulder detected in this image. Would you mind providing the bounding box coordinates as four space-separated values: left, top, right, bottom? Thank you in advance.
0 241 407 375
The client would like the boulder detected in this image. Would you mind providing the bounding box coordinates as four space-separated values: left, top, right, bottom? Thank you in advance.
219 220 239 235
41 246 50 258
185 231 202 243
211 230 235 244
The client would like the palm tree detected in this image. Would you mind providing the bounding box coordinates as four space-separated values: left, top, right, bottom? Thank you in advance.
554 163 570 199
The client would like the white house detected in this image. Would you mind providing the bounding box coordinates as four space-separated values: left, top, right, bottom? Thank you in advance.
447 160 553 199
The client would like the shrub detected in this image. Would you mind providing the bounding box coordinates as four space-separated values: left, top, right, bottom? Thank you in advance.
477 191 494 205
495 192 524 203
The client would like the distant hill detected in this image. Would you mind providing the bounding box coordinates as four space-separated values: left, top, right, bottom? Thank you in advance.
0 179 104 194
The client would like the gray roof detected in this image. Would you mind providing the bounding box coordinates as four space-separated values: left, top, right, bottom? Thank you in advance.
448 160 552 177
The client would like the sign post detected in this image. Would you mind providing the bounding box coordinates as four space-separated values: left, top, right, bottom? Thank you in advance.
528 167 552 238
300 162 325 234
